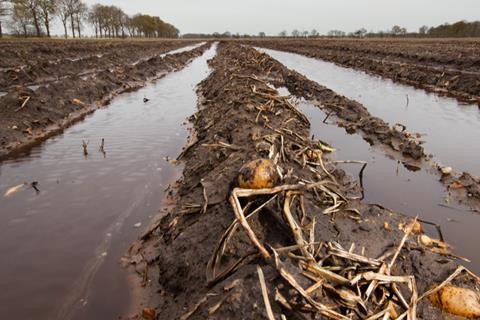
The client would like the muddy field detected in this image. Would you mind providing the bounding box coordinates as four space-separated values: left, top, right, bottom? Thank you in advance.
0 39 205 160
242 38 480 105
1 38 480 320
126 42 480 320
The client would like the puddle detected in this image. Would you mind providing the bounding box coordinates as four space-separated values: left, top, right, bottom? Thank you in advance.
0 45 217 320
257 48 480 176
294 96 480 273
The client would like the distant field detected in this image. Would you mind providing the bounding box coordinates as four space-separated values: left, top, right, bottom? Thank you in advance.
241 37 480 104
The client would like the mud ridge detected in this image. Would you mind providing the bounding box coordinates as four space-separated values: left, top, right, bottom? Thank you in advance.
242 39 480 106
128 42 476 320
0 42 211 160
240 44 480 213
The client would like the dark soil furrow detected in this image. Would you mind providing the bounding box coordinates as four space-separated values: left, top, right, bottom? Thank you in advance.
242 40 480 105
0 40 197 89
0 42 211 161
131 42 473 320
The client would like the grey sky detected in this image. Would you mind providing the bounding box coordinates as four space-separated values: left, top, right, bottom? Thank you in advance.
79 0 478 35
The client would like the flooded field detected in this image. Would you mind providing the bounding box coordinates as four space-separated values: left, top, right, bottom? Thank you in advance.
0 45 216 320
258 47 480 176
1 38 479 320
297 99 480 273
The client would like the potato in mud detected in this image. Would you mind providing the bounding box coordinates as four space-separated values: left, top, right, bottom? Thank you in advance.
429 284 480 318
237 159 279 189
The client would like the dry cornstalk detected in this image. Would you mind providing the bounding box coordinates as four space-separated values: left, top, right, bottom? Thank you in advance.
257 265 276 320
14 96 30 112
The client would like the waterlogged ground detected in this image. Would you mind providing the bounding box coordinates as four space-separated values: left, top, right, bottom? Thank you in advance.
0 45 216 320
297 99 480 273
0 40 479 320
258 48 480 176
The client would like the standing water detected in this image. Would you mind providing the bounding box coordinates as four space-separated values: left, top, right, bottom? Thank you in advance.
295 95 480 274
257 48 480 176
0 45 217 320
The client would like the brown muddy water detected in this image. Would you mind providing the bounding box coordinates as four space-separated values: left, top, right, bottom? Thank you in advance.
277 85 480 274
257 48 480 177
0 44 217 320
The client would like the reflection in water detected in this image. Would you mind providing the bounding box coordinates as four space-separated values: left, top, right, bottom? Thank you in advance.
0 45 217 320
258 48 480 176
298 99 480 274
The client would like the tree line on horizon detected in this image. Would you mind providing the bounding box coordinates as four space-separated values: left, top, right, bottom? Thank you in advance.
0 0 179 38
183 20 480 39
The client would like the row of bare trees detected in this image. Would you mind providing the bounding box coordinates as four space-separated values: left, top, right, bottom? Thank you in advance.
0 0 179 38
88 5 179 38
3 0 86 38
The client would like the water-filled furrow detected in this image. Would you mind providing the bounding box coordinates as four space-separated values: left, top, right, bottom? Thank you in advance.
257 48 480 176
0 44 217 320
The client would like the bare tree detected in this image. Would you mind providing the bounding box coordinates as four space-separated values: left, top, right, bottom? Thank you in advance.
57 0 72 38
11 1 32 37
37 0 55 37
354 28 367 37
13 0 41 36
391 25 407 36
310 29 319 37
74 1 87 37
291 29 300 37
88 3 100 37
278 30 287 37
419 25 429 35
68 0 76 37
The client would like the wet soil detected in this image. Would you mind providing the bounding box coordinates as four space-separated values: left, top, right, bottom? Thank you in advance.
0 41 210 160
238 44 480 213
296 98 480 274
0 39 195 79
258 47 480 177
131 42 477 320
0 44 217 320
242 39 480 105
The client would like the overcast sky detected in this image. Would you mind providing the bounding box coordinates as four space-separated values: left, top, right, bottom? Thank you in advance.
75 0 479 35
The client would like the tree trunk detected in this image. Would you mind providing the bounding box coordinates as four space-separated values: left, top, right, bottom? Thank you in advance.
23 24 27 37
94 26 98 38
0 21 2 38
70 15 75 38
76 15 81 38
62 20 68 38
44 12 50 37
32 10 41 37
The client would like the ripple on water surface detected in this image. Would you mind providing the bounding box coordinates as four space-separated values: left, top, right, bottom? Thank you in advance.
0 45 217 320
